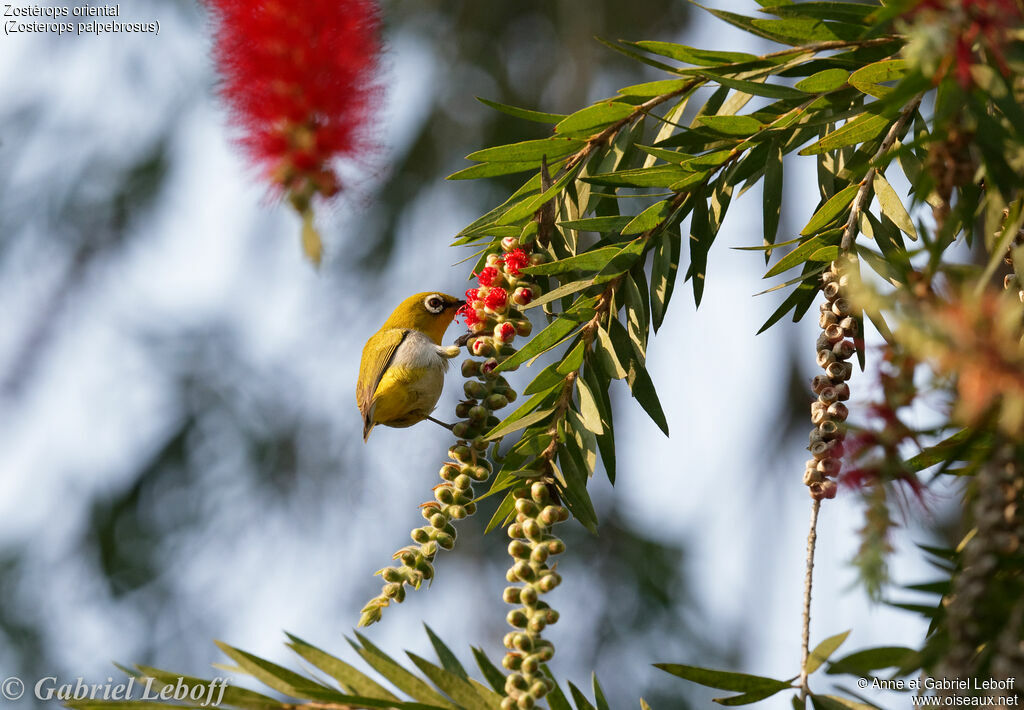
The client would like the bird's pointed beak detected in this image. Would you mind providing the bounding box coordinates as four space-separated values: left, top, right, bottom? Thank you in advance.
454 299 467 308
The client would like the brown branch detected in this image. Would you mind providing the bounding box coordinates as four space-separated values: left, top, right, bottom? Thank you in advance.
840 95 924 252
799 498 822 700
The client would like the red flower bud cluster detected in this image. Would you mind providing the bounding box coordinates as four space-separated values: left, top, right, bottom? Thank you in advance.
208 0 380 238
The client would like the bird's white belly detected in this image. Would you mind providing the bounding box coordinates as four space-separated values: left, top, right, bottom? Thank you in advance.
391 330 450 371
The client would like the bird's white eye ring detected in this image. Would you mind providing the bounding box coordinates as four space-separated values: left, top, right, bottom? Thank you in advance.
424 294 444 313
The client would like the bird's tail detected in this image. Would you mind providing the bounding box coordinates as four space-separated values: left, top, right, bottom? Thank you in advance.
362 418 374 442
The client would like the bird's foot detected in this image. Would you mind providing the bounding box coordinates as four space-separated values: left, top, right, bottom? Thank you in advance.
426 416 455 431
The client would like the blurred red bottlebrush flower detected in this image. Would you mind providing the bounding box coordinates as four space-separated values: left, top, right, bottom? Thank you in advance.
906 0 1023 88
208 0 380 265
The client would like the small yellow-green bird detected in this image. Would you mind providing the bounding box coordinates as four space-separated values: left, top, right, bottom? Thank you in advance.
357 291 465 441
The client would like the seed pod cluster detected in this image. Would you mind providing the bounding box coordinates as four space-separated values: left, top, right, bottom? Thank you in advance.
805 259 858 501
500 481 568 710
1000 210 1024 303
938 448 1024 689
359 235 543 626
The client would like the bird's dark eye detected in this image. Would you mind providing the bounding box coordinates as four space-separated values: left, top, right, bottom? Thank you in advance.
425 295 444 313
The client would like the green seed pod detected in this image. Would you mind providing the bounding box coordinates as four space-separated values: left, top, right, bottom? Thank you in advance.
513 561 536 582
429 513 447 529
399 550 418 566
545 609 560 624
517 695 535 710
464 501 477 515
411 527 431 544
471 436 489 452
448 504 467 520
520 585 538 606
501 697 516 710
468 405 489 422
505 672 528 693
530 546 549 564
530 482 549 504
507 609 529 628
454 474 472 491
463 380 487 399
503 632 518 649
461 359 481 378
521 654 540 675
449 445 472 463
421 540 439 558
382 567 403 583
515 498 539 517
455 401 473 418
522 518 543 541
439 463 459 480
467 465 489 481
538 572 561 592
513 633 533 652
452 422 472 438
538 506 561 526
383 582 403 599
535 644 554 662
505 387 518 403
485 393 509 410
527 617 546 633
529 681 548 698
515 319 533 338
503 586 522 604
546 538 565 555
508 523 525 539
435 486 455 505
436 532 455 550
502 653 522 670
556 507 569 522
416 560 434 580
513 487 531 499
487 415 501 428
508 540 531 559
506 568 519 583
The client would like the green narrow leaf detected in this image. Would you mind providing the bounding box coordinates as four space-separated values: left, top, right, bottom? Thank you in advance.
594 325 627 380
525 279 596 310
623 199 675 235
697 115 764 136
800 184 859 236
848 60 906 98
632 40 757 66
556 101 635 136
582 361 616 484
546 676 573 710
406 654 495 710
608 319 669 435
134 666 281 710
467 138 585 163
577 377 605 436
825 646 917 676
286 635 400 702
805 630 851 675
557 446 599 533
471 648 506 695
794 68 850 93
423 626 468 680
523 247 621 276
476 97 566 124
215 642 337 701
651 229 682 331
872 173 916 240
583 164 694 188
763 139 783 257
568 682 598 710
592 675 611 710
751 17 864 43
448 161 546 181
484 489 518 534
800 109 895 155
688 189 711 306
618 78 691 97
757 267 820 333
655 664 791 694
557 216 634 232
351 634 456 709
485 407 557 441
700 71 807 100
623 274 649 358
766 229 842 278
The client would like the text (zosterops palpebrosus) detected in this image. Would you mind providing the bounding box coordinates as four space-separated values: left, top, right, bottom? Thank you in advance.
356 292 465 441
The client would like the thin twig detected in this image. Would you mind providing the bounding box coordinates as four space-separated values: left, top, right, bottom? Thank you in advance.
799 498 822 700
840 95 924 252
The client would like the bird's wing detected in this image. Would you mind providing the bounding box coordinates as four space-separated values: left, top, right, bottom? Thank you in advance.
357 328 409 439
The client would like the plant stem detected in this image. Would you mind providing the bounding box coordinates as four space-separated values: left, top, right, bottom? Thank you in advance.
799 497 822 700
840 95 924 252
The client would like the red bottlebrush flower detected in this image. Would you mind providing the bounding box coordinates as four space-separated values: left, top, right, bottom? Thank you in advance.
503 248 530 276
457 302 481 328
465 288 480 305
208 0 380 263
477 266 500 287
484 287 508 311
